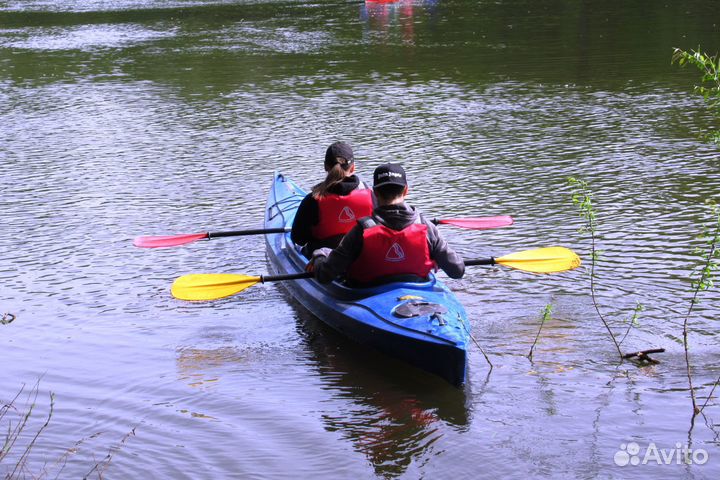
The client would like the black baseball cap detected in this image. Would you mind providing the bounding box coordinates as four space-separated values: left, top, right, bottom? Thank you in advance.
373 163 407 189
324 142 354 170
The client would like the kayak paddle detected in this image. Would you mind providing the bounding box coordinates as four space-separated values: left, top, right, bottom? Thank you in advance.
171 246 580 301
133 227 290 248
134 215 514 248
430 215 513 230
465 246 581 274
171 272 312 301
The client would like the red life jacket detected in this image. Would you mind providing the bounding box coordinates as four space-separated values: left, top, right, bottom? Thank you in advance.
311 187 374 240
348 218 436 284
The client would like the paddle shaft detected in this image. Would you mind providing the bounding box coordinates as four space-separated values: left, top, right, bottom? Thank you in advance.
263 261 497 282
231 251 565 284
171 247 578 301
264 261 497 284
260 272 313 283
464 258 495 266
263 258 545 281
211 219 508 238
136 216 513 248
209 227 289 239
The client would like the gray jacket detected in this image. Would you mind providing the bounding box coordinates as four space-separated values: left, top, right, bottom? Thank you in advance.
313 203 465 284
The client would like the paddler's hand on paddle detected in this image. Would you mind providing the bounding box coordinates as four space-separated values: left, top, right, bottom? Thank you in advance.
306 248 331 273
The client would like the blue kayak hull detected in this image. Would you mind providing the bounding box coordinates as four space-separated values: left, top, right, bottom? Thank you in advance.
264 173 470 386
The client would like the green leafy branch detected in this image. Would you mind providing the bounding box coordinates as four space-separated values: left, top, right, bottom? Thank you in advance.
619 302 645 346
672 47 720 143
567 177 623 357
528 304 552 361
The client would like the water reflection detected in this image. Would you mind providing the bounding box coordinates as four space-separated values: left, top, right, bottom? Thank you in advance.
173 307 470 478
361 0 433 44
5 0 720 477
296 311 470 477
176 345 236 388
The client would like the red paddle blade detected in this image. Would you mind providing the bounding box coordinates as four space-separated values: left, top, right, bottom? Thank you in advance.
438 215 514 230
133 232 209 248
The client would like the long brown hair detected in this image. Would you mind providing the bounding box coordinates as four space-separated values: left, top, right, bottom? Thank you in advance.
312 157 352 198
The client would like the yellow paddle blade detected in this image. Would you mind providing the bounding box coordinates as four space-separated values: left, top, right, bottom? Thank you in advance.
495 247 581 273
171 273 262 301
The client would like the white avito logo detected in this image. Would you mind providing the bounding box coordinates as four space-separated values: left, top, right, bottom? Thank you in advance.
385 243 405 262
614 442 709 467
378 171 403 179
338 207 355 223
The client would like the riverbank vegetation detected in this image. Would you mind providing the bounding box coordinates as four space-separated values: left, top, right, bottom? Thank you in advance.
567 176 650 360
672 47 720 144
1 382 135 479
567 174 720 433
684 201 720 417
671 46 720 423
1 383 53 479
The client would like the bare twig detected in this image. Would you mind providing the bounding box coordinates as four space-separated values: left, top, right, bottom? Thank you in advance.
83 427 137 480
699 374 720 413
2 380 52 480
2 382 136 480
48 432 104 480
622 348 665 364
0 386 25 428
462 322 493 372
2 383 38 467
683 202 720 416
10 392 54 479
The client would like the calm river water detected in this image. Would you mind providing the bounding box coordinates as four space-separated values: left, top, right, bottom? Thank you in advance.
1 0 719 478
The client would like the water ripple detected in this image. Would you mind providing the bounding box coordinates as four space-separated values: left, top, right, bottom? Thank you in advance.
3 2 720 478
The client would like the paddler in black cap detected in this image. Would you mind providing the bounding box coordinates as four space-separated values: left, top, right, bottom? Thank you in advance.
307 163 465 286
291 141 376 258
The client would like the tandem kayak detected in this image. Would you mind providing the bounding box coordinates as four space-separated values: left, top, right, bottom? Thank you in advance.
264 172 471 386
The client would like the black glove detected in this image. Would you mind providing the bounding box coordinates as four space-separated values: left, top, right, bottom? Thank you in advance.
306 248 331 272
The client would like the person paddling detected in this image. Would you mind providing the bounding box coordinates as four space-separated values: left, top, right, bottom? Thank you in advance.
291 142 376 258
307 163 465 286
